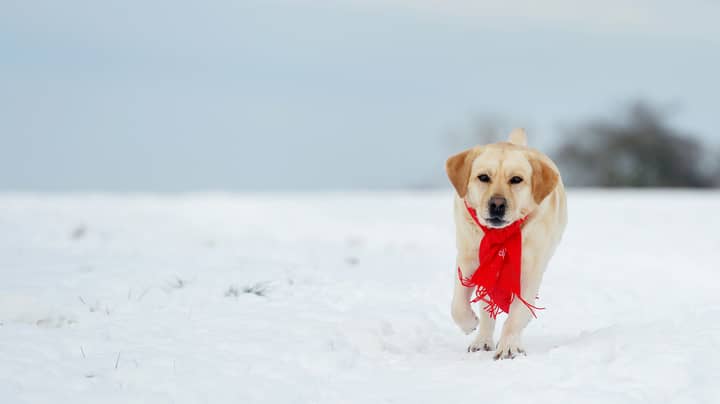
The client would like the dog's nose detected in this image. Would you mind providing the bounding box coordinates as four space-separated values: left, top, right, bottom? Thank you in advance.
488 196 507 218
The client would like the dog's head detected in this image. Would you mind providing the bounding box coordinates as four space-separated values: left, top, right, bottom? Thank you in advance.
446 129 559 228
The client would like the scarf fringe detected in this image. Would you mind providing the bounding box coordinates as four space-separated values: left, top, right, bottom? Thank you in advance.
458 267 544 319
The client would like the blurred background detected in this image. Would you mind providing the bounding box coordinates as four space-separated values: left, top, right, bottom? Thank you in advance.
2 0 719 191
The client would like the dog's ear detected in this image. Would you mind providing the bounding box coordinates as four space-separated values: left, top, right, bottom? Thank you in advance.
529 154 559 204
446 148 480 198
508 128 528 146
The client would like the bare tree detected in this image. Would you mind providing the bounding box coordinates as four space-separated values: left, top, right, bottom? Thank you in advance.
446 114 508 151
555 102 715 188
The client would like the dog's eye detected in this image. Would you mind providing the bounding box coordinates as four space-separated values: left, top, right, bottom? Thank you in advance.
509 176 523 184
477 174 491 183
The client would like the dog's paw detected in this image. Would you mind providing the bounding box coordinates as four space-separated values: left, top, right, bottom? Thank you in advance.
451 306 479 335
456 314 479 335
467 334 494 353
494 334 526 360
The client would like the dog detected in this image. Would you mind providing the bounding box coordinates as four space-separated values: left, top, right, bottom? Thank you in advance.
446 128 567 359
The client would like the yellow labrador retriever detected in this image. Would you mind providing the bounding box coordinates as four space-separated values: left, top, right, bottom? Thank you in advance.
446 129 567 359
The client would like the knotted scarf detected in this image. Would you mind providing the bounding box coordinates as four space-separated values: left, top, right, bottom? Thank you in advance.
457 200 542 319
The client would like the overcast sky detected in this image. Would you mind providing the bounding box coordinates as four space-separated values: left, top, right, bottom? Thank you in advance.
2 0 719 191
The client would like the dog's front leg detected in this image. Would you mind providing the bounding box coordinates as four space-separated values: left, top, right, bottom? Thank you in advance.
494 264 544 360
451 254 479 335
468 307 496 352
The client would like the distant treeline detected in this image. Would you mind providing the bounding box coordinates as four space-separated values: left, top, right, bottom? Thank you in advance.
554 102 718 188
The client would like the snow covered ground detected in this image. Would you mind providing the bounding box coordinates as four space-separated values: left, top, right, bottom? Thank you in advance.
1 190 719 403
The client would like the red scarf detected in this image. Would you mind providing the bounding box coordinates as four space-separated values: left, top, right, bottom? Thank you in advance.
457 200 542 319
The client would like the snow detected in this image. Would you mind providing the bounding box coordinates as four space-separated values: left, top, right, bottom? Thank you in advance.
1 190 719 403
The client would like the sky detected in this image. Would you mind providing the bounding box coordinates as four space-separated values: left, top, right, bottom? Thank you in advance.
2 0 719 191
